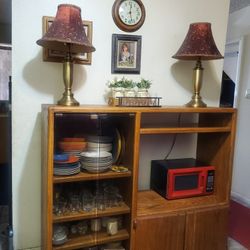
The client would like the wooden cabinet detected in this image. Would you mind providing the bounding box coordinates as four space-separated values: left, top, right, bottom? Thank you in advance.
42 106 138 249
135 200 228 250
134 212 185 250
135 108 236 250
42 105 236 250
185 205 228 250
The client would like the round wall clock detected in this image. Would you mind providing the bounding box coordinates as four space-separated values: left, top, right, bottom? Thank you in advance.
112 0 146 32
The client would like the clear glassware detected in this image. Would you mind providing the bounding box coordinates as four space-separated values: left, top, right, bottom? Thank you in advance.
104 185 121 208
69 194 81 213
54 198 68 216
95 194 106 211
52 224 68 246
77 221 88 235
90 218 101 232
81 191 94 212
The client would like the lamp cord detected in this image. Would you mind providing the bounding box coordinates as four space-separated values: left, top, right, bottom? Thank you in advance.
164 113 182 160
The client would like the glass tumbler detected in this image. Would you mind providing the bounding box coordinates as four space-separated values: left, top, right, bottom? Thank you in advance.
82 192 94 212
69 194 81 213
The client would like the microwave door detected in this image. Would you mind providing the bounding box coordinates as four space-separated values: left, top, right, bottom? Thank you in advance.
168 170 205 199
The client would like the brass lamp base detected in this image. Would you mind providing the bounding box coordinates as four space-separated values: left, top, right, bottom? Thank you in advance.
57 53 80 106
58 94 79 106
186 59 207 108
185 96 207 107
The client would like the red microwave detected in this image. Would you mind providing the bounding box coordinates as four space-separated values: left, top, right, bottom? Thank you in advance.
150 158 215 199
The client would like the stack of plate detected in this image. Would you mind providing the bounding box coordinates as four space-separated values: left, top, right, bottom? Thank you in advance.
87 141 112 152
54 155 80 176
80 151 113 173
87 136 112 144
58 137 87 159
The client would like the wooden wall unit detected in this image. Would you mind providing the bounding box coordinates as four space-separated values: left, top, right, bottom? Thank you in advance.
42 105 236 250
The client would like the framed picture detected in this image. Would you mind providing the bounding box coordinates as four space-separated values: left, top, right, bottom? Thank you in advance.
42 16 93 65
111 34 142 74
0 45 11 101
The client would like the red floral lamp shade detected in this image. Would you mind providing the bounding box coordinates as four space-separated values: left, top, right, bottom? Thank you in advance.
172 22 223 61
36 4 95 54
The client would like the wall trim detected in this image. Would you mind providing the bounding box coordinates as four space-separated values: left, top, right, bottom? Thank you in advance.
231 191 250 208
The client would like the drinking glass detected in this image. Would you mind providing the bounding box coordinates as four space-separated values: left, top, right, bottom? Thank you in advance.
81 191 94 212
69 194 81 213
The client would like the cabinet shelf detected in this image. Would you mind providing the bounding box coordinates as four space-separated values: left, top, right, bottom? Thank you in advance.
140 125 231 135
53 203 130 223
53 229 129 250
53 168 132 183
137 190 224 217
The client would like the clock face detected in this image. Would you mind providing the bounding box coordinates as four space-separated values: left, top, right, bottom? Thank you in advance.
118 0 142 26
112 0 145 32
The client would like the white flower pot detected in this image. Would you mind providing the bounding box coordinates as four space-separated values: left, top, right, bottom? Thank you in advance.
124 88 136 97
137 88 150 97
111 88 124 98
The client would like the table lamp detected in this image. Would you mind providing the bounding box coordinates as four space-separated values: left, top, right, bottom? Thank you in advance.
36 4 95 106
172 22 223 107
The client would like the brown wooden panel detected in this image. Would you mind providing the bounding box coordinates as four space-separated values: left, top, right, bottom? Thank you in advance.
185 205 229 250
53 168 132 183
137 190 220 216
53 229 129 250
135 213 185 250
41 105 236 250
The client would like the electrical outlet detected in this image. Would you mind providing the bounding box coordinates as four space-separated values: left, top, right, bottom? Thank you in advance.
245 89 250 99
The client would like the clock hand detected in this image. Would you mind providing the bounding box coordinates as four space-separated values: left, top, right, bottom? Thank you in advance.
128 3 132 21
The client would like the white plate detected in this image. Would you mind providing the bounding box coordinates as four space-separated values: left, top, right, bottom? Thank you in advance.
87 147 112 152
80 151 112 158
81 166 110 173
87 142 112 148
87 136 113 143
80 161 112 166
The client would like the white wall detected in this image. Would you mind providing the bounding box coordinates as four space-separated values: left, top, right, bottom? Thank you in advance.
227 7 250 207
226 7 250 207
226 6 250 42
231 35 250 207
12 0 229 248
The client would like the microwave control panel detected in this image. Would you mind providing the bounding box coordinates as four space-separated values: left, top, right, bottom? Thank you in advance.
206 170 215 192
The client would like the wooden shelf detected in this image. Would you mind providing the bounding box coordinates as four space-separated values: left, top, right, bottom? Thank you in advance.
53 168 132 183
42 104 236 114
137 190 224 217
140 126 231 134
53 203 130 223
53 229 129 250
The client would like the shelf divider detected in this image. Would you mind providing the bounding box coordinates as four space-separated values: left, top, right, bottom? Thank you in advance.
53 168 132 183
53 229 129 250
53 203 130 223
140 126 231 134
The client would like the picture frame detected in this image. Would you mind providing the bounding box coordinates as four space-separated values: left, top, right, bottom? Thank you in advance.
111 34 142 74
42 16 93 65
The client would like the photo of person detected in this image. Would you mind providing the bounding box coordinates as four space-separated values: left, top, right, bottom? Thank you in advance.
112 34 141 74
117 41 137 68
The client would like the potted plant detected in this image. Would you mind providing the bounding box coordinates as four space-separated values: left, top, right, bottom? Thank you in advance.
121 78 136 97
136 78 152 97
107 77 124 98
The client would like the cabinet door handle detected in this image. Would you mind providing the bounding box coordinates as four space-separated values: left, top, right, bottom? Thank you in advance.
133 219 137 229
